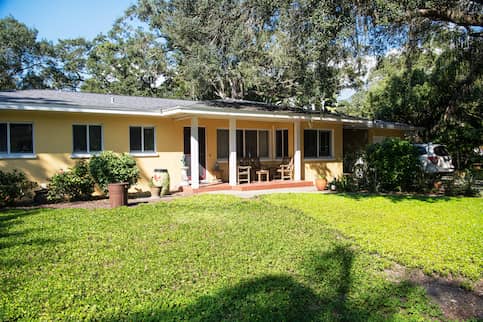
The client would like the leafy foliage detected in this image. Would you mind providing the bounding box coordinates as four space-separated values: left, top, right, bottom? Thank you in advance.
349 46 482 169
47 161 94 201
364 138 422 192
0 169 37 206
89 151 139 193
0 195 441 320
81 18 169 96
132 0 356 104
0 16 52 90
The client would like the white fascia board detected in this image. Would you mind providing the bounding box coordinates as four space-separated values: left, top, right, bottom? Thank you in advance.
161 106 345 123
0 102 162 116
343 120 419 131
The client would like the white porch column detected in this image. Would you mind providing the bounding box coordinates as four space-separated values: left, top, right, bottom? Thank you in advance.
190 117 199 189
294 120 301 181
229 118 237 186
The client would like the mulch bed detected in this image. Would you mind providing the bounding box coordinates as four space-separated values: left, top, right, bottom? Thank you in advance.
2 192 188 210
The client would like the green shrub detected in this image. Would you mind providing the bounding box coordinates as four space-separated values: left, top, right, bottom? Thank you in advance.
365 138 422 192
443 170 479 197
0 169 37 206
334 175 358 192
47 161 94 201
89 151 139 194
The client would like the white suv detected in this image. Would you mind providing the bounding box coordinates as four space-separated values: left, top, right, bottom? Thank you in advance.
414 143 455 174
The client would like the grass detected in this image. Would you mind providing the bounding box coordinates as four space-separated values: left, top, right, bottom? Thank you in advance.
263 194 483 281
0 195 442 321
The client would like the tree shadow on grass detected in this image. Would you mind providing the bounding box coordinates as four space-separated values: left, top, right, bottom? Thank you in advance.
0 209 69 293
103 245 437 321
0 209 64 250
336 192 454 203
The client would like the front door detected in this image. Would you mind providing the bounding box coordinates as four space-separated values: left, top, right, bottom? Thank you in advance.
183 127 207 180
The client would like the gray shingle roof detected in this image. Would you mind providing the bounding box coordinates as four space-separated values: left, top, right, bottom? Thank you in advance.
0 89 342 115
0 89 419 130
0 90 198 112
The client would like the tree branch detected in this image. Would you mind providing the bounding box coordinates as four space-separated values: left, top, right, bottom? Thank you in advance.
417 7 483 27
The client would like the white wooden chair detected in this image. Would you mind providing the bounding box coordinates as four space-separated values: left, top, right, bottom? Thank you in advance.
237 165 251 184
277 157 293 180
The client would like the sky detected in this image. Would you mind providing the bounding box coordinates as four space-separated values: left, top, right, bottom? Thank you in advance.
0 0 135 41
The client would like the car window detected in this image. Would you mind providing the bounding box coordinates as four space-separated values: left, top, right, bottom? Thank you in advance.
416 146 427 155
434 146 449 156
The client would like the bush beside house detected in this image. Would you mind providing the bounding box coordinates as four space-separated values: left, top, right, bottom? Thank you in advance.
89 151 140 194
47 161 95 202
365 138 422 192
0 169 37 206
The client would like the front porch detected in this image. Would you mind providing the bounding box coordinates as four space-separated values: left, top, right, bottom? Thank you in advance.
185 116 303 189
182 179 313 194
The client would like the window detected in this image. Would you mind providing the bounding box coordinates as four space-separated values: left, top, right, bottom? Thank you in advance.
216 129 270 159
275 129 289 158
0 123 34 155
129 126 155 153
217 129 229 159
73 125 103 154
304 129 332 158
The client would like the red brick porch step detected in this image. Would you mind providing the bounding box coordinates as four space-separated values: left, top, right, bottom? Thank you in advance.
182 180 313 194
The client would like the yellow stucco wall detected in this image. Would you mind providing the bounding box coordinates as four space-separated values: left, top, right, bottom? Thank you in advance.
0 110 184 192
2 110 397 190
301 120 344 181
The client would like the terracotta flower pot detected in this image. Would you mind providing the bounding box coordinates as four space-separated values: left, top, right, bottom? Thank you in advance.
108 182 128 208
315 178 328 191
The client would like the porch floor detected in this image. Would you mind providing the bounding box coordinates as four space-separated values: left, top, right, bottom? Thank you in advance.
183 180 313 194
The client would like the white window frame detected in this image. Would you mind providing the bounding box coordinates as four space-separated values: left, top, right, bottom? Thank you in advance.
0 122 36 159
303 128 334 160
71 124 104 158
274 128 289 160
129 125 157 157
216 128 271 161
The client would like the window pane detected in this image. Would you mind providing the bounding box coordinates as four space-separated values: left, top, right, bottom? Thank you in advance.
319 131 331 157
236 130 244 158
73 125 87 152
245 130 257 158
0 123 7 153
130 127 142 152
89 125 102 152
275 130 282 158
304 130 317 158
143 127 155 152
10 124 33 153
434 146 449 156
283 129 289 157
217 129 229 159
259 130 269 158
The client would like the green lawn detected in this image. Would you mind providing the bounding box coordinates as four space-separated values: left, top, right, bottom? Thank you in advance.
2 194 477 321
263 194 483 281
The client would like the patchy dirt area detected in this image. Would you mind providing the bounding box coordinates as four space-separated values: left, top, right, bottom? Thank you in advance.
385 263 483 320
7 193 186 210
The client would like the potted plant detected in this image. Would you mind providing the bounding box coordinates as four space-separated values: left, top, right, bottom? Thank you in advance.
89 151 140 208
315 174 328 191
153 168 170 196
329 178 337 191
149 180 161 199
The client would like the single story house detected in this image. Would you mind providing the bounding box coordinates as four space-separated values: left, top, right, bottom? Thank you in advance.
0 90 417 192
